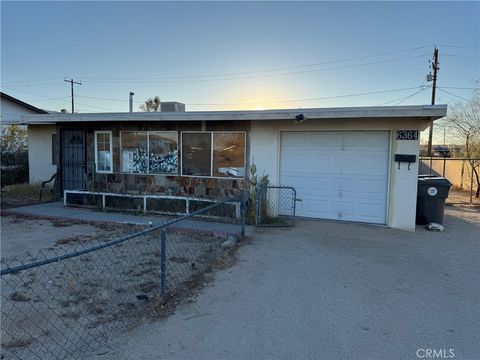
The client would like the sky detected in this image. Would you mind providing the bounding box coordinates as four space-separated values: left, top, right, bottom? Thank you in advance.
1 1 479 142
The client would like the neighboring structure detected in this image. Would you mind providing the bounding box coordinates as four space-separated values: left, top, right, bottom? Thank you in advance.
1 92 49 123
19 104 447 231
0 92 55 183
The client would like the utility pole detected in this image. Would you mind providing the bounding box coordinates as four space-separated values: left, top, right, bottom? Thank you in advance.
64 78 82 113
427 47 439 156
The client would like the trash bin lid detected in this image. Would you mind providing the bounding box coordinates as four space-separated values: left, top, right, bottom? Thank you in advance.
418 177 452 187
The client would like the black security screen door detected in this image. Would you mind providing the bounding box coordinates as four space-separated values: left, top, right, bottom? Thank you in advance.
61 129 86 191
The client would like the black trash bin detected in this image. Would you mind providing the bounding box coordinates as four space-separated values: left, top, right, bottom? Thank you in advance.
416 176 451 225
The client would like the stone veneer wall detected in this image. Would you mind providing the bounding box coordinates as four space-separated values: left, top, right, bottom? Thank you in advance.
56 121 250 198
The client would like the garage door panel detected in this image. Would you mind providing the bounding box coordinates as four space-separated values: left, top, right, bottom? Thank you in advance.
281 177 305 194
359 132 390 148
358 202 384 220
335 132 358 148
283 132 307 146
280 131 389 224
357 153 389 173
281 152 305 171
333 153 357 170
333 178 356 196
305 199 328 215
331 201 354 219
356 178 388 199
305 153 331 169
309 132 333 147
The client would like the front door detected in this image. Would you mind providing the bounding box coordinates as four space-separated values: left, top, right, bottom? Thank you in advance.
61 129 86 191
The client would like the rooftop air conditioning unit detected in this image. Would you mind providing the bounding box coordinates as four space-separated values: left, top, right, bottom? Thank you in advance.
160 102 186 112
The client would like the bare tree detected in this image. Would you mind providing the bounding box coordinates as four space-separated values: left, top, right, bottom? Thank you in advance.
140 96 161 112
1 125 27 154
447 89 480 197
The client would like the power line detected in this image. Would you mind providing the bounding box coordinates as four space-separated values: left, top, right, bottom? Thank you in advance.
438 86 479 90
377 82 429 106
0 87 67 99
437 88 476 103
81 54 431 84
1 46 434 87
1 78 62 85
74 101 118 112
437 44 479 49
443 54 479 58
186 86 427 106
76 95 143 104
79 46 433 81
394 88 428 105
2 53 427 87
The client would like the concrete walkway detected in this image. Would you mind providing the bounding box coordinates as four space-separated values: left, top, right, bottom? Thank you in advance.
101 206 480 360
5 202 169 225
5 202 244 237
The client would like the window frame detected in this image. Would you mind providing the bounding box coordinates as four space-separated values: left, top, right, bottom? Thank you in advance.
119 130 179 175
94 131 113 174
51 133 57 166
180 131 247 179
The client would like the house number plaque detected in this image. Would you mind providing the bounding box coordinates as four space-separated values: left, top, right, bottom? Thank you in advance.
396 130 418 140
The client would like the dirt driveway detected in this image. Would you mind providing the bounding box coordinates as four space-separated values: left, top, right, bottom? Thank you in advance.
101 205 480 360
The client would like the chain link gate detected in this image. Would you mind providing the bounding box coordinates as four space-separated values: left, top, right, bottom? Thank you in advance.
255 185 297 227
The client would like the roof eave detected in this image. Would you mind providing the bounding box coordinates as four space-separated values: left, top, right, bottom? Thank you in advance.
20 105 448 124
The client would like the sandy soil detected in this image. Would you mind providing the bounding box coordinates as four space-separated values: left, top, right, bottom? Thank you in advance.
1 215 231 360
1 216 99 260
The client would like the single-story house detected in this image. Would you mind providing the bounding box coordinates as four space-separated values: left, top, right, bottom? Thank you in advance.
1 92 52 183
19 104 447 231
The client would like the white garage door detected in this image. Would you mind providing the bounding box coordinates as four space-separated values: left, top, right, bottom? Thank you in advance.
280 131 390 224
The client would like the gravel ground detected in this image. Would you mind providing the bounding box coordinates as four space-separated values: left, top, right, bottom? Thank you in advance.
1 215 234 360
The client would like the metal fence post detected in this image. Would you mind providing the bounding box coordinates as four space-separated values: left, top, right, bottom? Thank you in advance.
160 229 166 296
443 156 447 177
470 164 474 204
241 191 247 238
255 185 261 226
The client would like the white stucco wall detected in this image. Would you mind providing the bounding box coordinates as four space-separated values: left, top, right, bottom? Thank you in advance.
28 125 57 184
250 117 430 231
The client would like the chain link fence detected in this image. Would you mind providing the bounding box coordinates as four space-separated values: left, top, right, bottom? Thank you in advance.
255 185 297 227
419 157 480 205
1 192 246 360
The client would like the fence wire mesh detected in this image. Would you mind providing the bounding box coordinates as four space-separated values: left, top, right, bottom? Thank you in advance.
1 192 246 360
419 157 480 205
255 185 296 227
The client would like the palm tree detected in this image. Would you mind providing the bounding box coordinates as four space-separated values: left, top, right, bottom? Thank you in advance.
140 96 161 112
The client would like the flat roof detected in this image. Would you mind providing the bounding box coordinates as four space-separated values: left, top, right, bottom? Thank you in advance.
20 104 447 125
